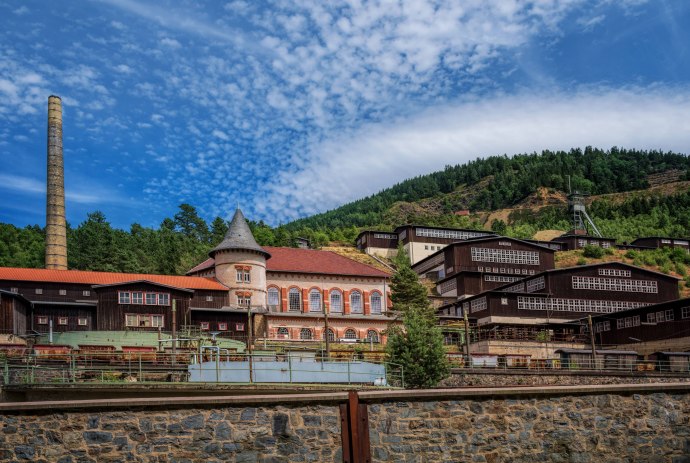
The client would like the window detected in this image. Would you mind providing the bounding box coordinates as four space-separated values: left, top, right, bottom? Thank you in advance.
200 322 210 331
571 276 657 293
647 313 655 323
119 292 131 304
237 295 251 308
344 329 358 340
37 316 48 325
10 287 18 293
470 297 487 313
374 233 396 240
526 276 546 293
661 239 672 244
370 292 382 315
599 269 631 278
35 288 43 295
439 279 458 294
145 293 157 305
300 328 313 340
350 291 363 314
416 228 490 240
78 317 88 326
330 290 343 313
267 287 280 309
425 245 429 250
288 288 301 312
665 310 674 321
595 321 611 332
236 268 251 283
59 289 66 296
132 292 143 304
277 327 289 339
501 298 508 305
126 314 164 328
235 323 245 332
470 247 540 265
158 293 170 306
484 275 522 283
82 290 91 297
151 315 164 328
206 295 214 302
517 296 648 314
682 307 690 319
218 322 228 331
58 317 68 326
309 289 322 312
366 330 379 342
324 329 336 342
126 314 138 327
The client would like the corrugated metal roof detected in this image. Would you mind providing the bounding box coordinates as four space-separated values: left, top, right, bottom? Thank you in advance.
0 267 227 290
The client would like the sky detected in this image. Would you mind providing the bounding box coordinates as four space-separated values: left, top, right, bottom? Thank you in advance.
1 0 690 230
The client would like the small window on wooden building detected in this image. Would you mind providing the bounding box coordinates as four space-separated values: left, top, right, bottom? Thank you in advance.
158 293 170 306
10 287 18 293
235 323 245 332
119 292 131 304
58 317 68 325
78 317 88 326
151 315 164 328
200 322 210 331
37 316 48 325
82 290 90 297
218 322 228 331
132 292 143 304
206 295 213 302
35 288 43 295
59 289 67 296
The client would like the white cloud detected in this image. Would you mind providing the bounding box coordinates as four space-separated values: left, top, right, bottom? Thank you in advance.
262 87 690 222
160 37 181 49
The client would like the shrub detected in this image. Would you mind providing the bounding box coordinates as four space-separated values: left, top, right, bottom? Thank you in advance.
582 245 604 258
577 257 587 265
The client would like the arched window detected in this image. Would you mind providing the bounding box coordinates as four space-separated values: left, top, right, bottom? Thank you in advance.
288 288 301 312
267 287 280 310
344 328 358 340
350 290 363 314
370 292 382 314
366 330 379 342
330 289 343 313
300 328 313 340
277 327 289 339
309 289 322 312
323 328 335 342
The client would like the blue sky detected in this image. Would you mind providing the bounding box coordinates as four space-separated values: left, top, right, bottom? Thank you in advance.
1 0 690 230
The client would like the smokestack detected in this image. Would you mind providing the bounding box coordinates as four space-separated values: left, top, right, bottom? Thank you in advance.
45 95 67 270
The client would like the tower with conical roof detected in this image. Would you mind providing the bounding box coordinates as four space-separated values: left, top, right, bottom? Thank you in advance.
211 209 271 308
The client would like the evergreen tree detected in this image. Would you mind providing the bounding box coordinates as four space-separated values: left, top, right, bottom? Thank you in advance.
390 246 429 310
386 305 449 388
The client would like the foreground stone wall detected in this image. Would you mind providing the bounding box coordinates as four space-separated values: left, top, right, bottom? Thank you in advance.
442 371 690 388
0 403 341 463
367 390 690 463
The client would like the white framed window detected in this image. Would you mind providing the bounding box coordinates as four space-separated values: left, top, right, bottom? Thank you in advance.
665 310 674 321
132 292 143 304
350 290 363 314
572 276 657 293
344 329 358 340
237 295 251 308
78 317 88 326
145 293 156 305
599 269 631 278
647 313 655 323
59 289 66 296
416 228 489 240
125 314 138 327
277 327 289 339
526 276 545 292
484 275 522 283
267 287 280 309
35 288 43 295
206 295 214 302
470 297 487 314
200 322 210 331
126 314 164 328
37 316 48 325
119 292 131 304
288 288 301 312
300 328 313 340
309 289 322 312
681 307 690 319
235 322 245 332
330 290 343 313
236 268 251 283
370 292 382 314
470 247 540 265
10 287 18 293
82 290 90 297
218 322 228 331
158 293 170 306
517 296 647 314
151 315 164 328
58 317 68 326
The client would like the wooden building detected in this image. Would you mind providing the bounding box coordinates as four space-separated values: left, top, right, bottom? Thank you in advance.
355 230 399 259
0 289 30 337
550 233 617 251
629 237 690 251
415 237 556 299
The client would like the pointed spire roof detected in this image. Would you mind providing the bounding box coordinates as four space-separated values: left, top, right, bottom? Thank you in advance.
209 209 271 259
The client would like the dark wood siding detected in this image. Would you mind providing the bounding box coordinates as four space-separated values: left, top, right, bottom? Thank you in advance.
357 231 398 250
595 299 690 345
0 293 28 335
0 281 97 304
190 311 248 339
32 305 95 332
190 290 228 309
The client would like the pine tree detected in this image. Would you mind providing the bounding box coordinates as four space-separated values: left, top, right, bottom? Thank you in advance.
390 246 429 310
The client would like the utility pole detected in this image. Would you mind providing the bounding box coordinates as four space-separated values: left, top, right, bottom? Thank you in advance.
247 303 253 383
172 299 177 368
323 289 330 360
463 310 472 369
588 315 597 370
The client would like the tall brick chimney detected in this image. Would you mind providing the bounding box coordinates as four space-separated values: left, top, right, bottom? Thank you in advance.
45 95 68 270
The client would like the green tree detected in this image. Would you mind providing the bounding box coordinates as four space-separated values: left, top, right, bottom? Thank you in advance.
386 305 450 388
390 246 429 310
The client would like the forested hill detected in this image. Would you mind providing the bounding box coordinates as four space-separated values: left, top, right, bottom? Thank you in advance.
283 147 690 231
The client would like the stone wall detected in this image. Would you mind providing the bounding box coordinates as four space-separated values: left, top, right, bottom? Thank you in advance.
442 370 690 388
365 387 690 463
0 401 342 463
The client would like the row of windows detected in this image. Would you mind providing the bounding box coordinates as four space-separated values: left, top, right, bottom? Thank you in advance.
598 268 631 278
118 291 170 305
415 254 445 274
125 313 164 328
416 228 488 240
526 276 545 293
517 296 647 313
484 275 522 283
373 233 397 240
616 315 641 329
200 322 245 331
661 239 688 245
683 307 690 319
595 321 610 332
276 327 380 342
438 279 457 294
267 288 383 315
477 266 535 275
571 276 658 293
36 316 87 326
647 310 674 323
577 239 611 248
504 282 526 293
471 247 540 266
30 288 91 296
470 297 487 313
424 245 443 251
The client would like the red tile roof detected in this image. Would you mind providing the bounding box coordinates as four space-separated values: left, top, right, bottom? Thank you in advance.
0 267 227 291
187 258 215 274
264 247 390 277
